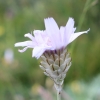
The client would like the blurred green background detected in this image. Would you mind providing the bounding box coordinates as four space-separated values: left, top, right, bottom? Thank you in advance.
0 0 100 100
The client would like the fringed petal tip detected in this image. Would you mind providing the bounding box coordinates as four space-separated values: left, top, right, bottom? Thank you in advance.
14 43 20 47
44 17 53 20
18 47 28 53
14 43 17 47
32 55 39 59
32 54 40 59
18 49 23 53
68 28 90 45
24 33 30 37
86 28 90 33
68 17 74 21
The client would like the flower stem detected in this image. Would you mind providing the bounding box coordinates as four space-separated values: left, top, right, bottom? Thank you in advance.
71 0 92 54
57 91 60 100
77 0 91 31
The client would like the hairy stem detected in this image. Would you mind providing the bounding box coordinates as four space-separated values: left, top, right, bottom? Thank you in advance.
57 91 60 100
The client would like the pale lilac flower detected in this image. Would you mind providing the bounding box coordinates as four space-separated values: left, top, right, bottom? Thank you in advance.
15 17 90 94
15 17 90 59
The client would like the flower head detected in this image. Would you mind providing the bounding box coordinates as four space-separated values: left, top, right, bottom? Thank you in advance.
15 17 90 93
15 17 89 59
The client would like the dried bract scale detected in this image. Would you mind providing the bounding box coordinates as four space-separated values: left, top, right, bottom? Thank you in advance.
39 48 71 93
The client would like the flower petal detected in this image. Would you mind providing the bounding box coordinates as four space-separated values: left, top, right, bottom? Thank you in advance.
64 18 76 46
34 30 45 43
44 18 61 49
18 47 29 53
68 28 90 44
32 47 45 59
15 41 32 47
14 41 33 47
24 33 35 42
60 26 65 47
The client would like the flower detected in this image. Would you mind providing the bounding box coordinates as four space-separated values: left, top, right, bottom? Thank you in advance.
15 17 90 93
15 17 90 59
